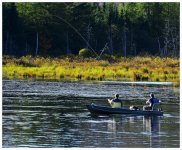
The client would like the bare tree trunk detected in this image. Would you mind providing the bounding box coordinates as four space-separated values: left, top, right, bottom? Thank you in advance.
5 31 9 55
130 28 133 55
86 23 92 49
25 41 28 54
86 26 90 49
170 27 177 57
130 26 135 56
66 32 70 55
108 24 113 55
122 3 127 57
164 20 170 56
9 36 13 55
157 37 163 57
133 43 136 56
95 40 97 52
35 32 39 56
122 27 127 57
175 32 179 57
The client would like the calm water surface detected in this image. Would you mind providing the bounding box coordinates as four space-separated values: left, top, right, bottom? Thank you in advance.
2 80 180 148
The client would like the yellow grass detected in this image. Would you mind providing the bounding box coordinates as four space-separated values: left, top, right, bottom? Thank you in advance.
2 55 180 85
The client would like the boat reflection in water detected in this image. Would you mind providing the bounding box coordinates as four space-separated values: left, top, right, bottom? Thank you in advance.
106 115 162 148
143 116 162 148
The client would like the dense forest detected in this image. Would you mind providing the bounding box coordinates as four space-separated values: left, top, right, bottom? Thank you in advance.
2 2 180 57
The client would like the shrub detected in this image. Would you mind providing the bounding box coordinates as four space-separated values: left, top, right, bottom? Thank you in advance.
79 48 93 58
142 67 149 73
101 54 112 60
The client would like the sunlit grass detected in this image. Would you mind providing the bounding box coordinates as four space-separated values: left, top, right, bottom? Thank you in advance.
2 55 180 85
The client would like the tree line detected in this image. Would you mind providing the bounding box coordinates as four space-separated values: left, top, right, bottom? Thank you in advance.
2 2 180 57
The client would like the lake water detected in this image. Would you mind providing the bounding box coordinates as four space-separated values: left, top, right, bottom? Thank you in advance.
2 80 180 148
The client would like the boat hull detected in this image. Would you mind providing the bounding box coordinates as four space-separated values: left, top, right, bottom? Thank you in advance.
86 103 163 116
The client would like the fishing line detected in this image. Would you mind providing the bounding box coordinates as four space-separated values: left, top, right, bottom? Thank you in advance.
53 15 99 57
132 83 148 101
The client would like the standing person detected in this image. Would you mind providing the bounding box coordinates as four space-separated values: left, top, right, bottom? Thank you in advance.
143 93 159 110
108 94 123 108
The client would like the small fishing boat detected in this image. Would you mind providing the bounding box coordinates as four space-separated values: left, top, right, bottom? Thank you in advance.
86 103 163 116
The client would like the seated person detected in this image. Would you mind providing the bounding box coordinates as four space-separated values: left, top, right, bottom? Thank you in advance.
143 93 159 110
108 94 123 108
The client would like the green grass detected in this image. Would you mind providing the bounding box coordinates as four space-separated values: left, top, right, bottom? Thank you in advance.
2 55 180 85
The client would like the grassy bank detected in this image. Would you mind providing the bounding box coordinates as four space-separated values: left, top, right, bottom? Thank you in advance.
2 55 180 84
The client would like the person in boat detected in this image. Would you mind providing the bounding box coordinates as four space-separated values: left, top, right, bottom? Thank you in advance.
108 94 123 108
143 93 159 110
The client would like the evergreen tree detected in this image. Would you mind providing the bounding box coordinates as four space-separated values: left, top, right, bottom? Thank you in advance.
2 2 180 57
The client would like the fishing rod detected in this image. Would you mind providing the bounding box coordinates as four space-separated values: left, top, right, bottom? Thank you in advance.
135 90 148 101
53 15 99 57
132 85 162 103
132 84 148 101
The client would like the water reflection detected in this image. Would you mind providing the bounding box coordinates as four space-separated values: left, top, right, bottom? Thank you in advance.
143 116 161 148
106 115 162 148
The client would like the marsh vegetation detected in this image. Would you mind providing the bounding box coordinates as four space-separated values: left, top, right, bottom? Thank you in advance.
3 55 179 84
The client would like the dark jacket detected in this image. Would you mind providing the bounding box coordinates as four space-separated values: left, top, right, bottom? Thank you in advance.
112 98 122 102
150 97 159 107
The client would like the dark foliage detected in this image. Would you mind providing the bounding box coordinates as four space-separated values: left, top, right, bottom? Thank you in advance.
2 2 180 57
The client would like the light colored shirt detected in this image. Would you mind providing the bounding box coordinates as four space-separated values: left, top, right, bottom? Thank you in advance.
108 99 122 108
